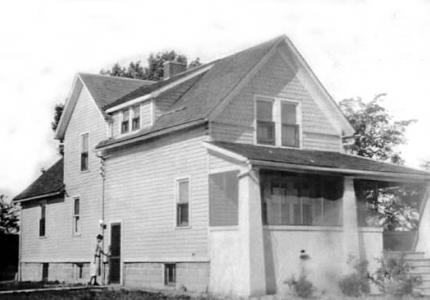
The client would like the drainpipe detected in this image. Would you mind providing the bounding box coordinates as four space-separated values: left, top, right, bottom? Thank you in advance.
96 151 107 284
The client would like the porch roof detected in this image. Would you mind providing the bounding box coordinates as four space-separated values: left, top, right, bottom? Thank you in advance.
207 141 430 181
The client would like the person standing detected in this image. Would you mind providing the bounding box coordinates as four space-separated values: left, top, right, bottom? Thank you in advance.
89 234 107 285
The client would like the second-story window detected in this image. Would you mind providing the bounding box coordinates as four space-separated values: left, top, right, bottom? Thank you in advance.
176 178 189 227
80 133 89 172
256 99 275 145
131 105 140 131
73 198 80 235
121 109 130 134
39 204 46 237
281 101 300 147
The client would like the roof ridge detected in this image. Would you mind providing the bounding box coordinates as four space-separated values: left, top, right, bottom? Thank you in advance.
78 72 155 83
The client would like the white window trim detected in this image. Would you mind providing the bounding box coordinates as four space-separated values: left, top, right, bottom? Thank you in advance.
39 201 47 239
254 95 302 148
79 132 90 173
118 102 155 136
163 263 177 286
174 176 191 229
119 108 131 135
72 196 81 236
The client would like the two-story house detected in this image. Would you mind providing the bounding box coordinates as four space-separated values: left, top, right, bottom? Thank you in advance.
14 35 430 297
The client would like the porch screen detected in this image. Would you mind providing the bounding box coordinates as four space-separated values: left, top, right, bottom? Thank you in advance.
209 171 239 226
261 171 343 226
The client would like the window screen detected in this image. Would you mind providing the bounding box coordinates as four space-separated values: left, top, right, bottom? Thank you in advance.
209 171 239 226
261 171 343 226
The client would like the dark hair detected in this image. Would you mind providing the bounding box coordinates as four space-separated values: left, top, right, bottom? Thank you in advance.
96 234 103 240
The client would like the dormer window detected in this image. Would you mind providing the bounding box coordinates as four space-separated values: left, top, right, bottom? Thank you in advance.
131 105 140 131
121 109 130 134
255 96 301 148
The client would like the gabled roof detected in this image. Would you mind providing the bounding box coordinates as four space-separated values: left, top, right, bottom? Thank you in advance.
13 159 64 202
79 73 154 111
97 36 284 149
206 141 430 180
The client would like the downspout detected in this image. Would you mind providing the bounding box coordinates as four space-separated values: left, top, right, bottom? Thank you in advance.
18 205 22 281
96 151 107 284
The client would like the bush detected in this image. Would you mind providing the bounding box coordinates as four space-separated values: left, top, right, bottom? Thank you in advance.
285 274 315 298
338 258 370 297
372 254 422 297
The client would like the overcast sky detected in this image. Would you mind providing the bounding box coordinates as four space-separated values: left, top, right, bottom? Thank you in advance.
1 0 430 198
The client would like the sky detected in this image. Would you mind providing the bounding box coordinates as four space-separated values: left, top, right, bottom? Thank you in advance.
1 0 430 198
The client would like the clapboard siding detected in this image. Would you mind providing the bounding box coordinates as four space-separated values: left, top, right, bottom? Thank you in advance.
104 127 210 261
21 84 107 262
211 46 343 152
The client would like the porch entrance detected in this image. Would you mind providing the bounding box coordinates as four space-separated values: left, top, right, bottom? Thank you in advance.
109 223 121 284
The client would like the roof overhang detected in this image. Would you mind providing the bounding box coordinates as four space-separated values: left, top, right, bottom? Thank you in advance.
204 142 430 183
96 118 208 151
13 190 64 204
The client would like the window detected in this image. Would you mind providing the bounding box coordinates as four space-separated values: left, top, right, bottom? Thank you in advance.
255 96 301 147
281 101 300 147
176 179 189 227
75 263 83 279
121 109 130 134
164 264 176 285
73 198 80 235
209 171 239 226
42 263 49 281
256 99 275 145
131 105 140 131
39 204 46 237
261 171 343 226
80 133 89 171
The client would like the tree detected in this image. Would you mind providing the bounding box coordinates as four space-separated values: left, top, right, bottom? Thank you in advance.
51 103 64 132
339 93 415 165
420 160 430 171
100 50 201 81
0 195 19 234
340 94 421 231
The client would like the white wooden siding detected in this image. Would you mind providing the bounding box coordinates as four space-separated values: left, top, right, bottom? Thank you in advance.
211 46 343 152
21 85 107 262
104 127 210 262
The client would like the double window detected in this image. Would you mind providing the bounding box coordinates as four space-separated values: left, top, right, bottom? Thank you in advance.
176 178 189 227
80 133 89 172
39 204 46 237
73 198 80 235
256 96 300 147
121 105 141 134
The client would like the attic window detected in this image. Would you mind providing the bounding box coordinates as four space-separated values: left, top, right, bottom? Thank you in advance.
131 105 140 131
121 109 130 134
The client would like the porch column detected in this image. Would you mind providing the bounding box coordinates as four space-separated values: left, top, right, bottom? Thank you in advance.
237 168 266 297
416 185 430 256
342 176 360 271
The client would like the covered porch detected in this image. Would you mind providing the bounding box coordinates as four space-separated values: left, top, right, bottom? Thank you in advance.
204 141 430 297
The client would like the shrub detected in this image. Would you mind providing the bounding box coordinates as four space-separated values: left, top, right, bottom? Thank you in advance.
372 254 422 297
338 258 370 297
285 274 315 298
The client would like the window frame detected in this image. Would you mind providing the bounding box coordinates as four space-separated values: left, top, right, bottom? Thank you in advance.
131 104 141 131
80 132 90 172
164 263 176 286
174 177 191 228
254 95 302 148
120 108 130 134
72 197 80 236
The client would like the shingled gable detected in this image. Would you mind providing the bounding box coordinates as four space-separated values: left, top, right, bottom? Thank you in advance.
13 158 64 202
55 74 154 140
205 141 430 180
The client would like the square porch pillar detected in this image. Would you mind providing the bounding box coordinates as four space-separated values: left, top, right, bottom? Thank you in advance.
343 176 360 271
237 168 266 297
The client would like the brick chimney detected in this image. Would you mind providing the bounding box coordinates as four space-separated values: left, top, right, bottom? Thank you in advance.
163 61 186 80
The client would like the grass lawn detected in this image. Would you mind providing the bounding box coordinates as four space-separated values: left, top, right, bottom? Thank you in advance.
0 288 199 300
